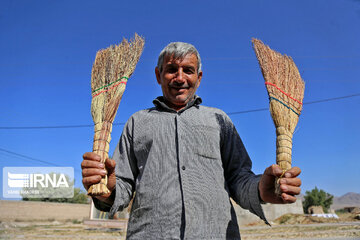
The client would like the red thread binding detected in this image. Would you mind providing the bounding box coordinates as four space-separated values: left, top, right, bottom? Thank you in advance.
92 81 127 98
265 82 303 105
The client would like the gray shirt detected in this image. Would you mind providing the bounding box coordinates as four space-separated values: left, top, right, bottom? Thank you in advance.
93 96 266 239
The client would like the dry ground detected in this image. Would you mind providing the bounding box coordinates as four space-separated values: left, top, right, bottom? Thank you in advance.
241 222 360 239
1 216 359 240
239 213 360 239
1 200 360 239
0 220 126 240
0 200 89 221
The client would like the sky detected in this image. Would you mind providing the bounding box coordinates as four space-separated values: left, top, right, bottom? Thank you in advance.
0 0 359 199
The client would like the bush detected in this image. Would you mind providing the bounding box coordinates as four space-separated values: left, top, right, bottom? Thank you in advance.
303 187 333 213
23 187 89 204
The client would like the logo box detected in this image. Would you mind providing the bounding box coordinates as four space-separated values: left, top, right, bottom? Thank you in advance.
3 167 74 199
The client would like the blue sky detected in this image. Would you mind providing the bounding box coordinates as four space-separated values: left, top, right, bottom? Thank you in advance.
0 0 359 198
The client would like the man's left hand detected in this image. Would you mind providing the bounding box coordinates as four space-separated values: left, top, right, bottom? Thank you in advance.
258 164 301 204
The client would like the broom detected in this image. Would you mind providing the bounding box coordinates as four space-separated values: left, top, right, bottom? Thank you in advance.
88 34 145 196
252 39 305 195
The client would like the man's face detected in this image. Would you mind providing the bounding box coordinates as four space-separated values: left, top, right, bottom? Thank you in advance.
155 53 202 111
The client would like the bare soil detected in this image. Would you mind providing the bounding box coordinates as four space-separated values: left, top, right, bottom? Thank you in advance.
1 219 359 240
239 213 360 239
0 220 126 240
1 201 360 239
0 200 89 221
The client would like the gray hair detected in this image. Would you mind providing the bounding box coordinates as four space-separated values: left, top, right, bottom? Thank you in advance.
157 42 202 73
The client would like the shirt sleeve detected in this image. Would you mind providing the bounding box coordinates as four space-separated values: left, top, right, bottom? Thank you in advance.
93 117 138 218
92 196 112 212
218 112 269 224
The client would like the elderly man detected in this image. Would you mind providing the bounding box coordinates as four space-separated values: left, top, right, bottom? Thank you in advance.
82 42 301 239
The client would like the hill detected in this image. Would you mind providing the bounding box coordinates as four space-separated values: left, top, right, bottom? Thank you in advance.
332 192 360 210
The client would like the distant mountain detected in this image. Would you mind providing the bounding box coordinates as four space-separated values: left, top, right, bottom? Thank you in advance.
331 192 360 210
298 192 360 210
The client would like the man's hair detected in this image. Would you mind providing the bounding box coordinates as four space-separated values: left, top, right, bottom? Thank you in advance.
157 42 202 73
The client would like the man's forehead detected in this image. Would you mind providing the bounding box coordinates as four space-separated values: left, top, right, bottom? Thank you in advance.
163 53 198 65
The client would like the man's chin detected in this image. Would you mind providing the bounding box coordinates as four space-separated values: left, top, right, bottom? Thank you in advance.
173 95 193 105
165 99 188 110
164 93 195 109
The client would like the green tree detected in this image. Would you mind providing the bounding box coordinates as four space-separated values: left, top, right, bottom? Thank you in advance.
303 187 333 213
68 188 89 204
22 187 89 204
20 172 89 204
20 172 74 199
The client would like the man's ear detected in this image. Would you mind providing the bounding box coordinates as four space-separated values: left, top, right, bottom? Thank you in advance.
155 67 161 85
196 71 203 87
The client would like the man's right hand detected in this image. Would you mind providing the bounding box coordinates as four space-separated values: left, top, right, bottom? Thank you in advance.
81 152 116 202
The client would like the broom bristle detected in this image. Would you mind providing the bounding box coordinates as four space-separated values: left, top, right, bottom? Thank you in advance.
91 34 145 124
252 39 305 117
252 38 305 195
88 34 144 196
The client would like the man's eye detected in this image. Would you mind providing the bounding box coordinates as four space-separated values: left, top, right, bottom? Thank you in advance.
166 67 177 73
184 68 195 74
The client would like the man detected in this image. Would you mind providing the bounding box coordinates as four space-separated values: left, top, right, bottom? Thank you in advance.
82 42 301 239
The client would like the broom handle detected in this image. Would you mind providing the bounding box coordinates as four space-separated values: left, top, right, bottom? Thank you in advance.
87 121 112 195
275 126 293 195
93 121 112 164
276 126 293 171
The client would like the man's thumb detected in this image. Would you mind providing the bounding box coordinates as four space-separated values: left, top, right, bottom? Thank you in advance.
105 158 116 173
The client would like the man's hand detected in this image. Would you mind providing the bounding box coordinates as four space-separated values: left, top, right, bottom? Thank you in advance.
81 152 116 203
259 164 301 204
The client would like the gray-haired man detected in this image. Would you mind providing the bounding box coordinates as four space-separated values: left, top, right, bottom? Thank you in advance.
81 42 301 239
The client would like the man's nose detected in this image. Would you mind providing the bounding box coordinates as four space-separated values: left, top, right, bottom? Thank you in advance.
175 69 185 82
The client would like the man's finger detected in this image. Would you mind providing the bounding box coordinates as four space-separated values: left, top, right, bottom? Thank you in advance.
280 184 301 196
82 175 102 189
83 152 101 162
105 158 116 172
284 166 301 178
279 177 302 187
82 168 107 178
81 160 105 169
281 193 297 203
264 164 283 177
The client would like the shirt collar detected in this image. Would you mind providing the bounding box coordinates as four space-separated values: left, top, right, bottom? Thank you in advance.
153 95 202 113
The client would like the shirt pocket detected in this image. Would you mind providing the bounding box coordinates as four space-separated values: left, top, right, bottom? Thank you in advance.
191 125 221 160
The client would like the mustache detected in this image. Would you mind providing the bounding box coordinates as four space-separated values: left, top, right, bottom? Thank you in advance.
168 81 190 88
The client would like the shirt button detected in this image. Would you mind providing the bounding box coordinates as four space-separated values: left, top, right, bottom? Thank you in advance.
182 166 186 170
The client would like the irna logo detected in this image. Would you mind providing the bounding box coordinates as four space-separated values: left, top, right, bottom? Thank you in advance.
3 167 74 199
8 172 70 188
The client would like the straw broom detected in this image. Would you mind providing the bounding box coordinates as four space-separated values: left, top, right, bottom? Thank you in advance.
252 39 305 195
88 34 144 196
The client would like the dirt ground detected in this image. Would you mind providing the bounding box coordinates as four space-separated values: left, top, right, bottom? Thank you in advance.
0 220 126 240
239 213 360 239
1 217 359 240
0 200 89 221
240 222 360 240
1 200 360 239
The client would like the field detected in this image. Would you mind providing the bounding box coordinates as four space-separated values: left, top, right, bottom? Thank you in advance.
1 218 359 240
240 213 360 239
1 201 359 239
